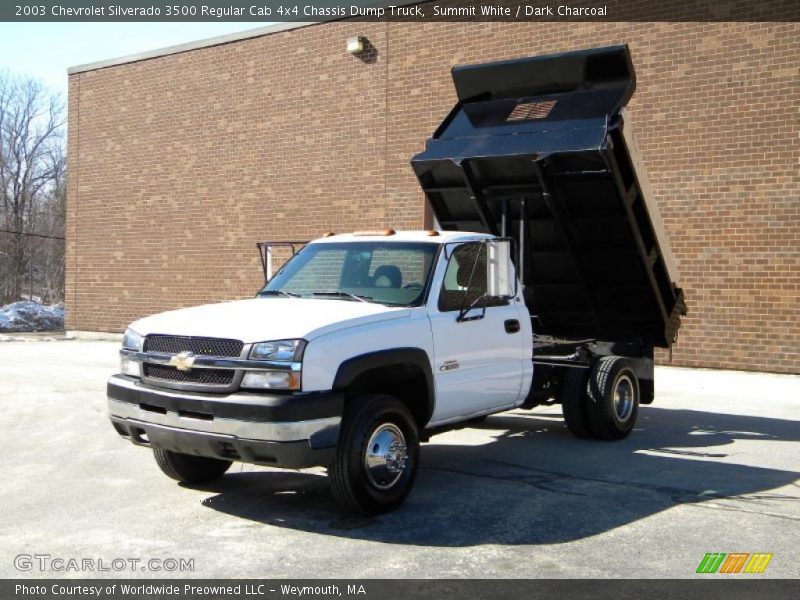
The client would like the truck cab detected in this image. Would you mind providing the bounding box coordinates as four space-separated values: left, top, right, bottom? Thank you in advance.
109 230 531 514
108 45 686 515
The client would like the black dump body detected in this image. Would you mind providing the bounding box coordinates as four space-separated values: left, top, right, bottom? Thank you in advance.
412 45 686 349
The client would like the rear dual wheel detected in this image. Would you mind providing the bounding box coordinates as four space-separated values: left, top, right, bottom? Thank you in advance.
561 356 640 440
560 367 593 438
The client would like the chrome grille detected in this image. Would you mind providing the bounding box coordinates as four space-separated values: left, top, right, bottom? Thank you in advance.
143 364 235 386
144 335 243 357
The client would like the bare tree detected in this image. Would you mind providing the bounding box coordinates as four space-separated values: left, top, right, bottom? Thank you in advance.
36 172 66 303
0 71 66 304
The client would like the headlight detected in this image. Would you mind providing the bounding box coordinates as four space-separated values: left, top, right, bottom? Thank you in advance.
250 339 306 362
243 339 306 390
122 328 144 351
121 328 143 378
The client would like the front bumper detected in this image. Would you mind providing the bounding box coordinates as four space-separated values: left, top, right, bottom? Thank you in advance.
107 375 343 468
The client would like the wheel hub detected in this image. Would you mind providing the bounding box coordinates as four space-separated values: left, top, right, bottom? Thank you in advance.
364 423 408 490
613 373 635 422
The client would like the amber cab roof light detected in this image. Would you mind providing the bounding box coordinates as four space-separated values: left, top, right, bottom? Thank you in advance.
353 228 396 237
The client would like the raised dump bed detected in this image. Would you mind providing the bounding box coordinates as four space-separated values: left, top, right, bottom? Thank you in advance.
411 45 686 349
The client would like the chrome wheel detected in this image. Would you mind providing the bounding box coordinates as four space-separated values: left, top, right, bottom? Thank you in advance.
586 357 640 440
613 373 635 422
364 423 408 490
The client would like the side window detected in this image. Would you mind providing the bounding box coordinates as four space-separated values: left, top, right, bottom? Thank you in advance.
439 244 486 312
439 243 509 312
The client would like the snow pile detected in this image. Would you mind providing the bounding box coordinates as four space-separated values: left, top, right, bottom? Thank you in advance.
0 301 65 332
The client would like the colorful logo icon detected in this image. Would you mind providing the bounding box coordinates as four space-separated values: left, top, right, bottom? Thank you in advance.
696 553 773 574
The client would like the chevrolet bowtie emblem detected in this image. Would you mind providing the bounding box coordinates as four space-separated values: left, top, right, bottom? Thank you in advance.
168 351 196 371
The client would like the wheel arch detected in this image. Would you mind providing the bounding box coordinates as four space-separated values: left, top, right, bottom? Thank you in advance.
333 348 435 429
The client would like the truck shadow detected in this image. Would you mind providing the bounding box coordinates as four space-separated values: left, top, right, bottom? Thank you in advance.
197 407 800 546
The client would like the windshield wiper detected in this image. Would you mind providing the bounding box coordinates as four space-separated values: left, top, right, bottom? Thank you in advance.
311 290 372 303
258 290 300 298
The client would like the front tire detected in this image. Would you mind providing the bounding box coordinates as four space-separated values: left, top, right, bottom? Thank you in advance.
586 356 640 440
329 394 419 516
153 448 231 484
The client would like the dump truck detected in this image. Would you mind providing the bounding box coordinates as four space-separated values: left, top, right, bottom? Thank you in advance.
107 45 686 515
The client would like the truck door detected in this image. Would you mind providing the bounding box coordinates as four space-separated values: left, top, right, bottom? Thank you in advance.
427 242 527 423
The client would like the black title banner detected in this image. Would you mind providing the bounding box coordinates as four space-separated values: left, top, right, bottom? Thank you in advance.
3 0 798 22
6 579 800 600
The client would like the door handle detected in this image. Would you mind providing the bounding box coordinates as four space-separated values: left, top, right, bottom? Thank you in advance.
504 319 520 334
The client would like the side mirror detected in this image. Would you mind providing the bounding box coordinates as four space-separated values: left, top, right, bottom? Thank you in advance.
486 239 515 298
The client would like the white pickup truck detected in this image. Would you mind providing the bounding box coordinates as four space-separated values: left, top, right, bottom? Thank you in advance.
108 45 686 515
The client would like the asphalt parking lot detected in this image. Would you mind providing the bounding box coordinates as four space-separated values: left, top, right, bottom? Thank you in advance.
1 340 798 579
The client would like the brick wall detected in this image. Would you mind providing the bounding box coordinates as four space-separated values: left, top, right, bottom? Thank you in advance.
67 19 799 374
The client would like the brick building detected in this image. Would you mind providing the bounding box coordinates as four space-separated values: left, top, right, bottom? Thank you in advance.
66 16 799 374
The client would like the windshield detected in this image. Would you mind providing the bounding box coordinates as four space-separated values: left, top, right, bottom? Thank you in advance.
259 242 438 307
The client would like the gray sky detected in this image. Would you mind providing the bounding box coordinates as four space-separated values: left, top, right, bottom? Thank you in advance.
0 22 266 100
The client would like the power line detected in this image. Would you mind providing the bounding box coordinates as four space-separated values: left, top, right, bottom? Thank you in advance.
0 228 65 241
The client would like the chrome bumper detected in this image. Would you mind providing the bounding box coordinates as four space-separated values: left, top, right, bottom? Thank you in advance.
107 375 342 467
108 398 340 443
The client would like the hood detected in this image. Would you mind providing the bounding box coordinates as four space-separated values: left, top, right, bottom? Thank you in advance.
129 297 409 343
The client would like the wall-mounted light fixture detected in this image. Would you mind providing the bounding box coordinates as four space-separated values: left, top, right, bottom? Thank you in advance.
346 36 366 55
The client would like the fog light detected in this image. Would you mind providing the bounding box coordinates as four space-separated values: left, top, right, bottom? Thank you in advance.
242 371 300 390
120 357 140 378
